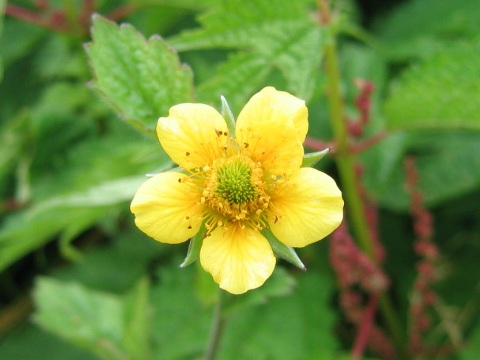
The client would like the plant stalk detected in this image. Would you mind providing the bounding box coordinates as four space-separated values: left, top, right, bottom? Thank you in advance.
322 8 406 356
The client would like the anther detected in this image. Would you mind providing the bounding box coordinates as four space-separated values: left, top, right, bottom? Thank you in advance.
188 225 192 229
215 129 223 136
186 152 190 156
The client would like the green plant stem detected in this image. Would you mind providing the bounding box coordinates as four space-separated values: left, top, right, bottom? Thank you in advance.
203 289 227 360
324 31 406 356
324 38 374 259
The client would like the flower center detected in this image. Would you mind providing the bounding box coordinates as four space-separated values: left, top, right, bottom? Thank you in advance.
201 154 270 230
215 159 257 204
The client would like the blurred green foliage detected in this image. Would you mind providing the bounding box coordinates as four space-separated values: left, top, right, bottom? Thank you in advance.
0 0 480 358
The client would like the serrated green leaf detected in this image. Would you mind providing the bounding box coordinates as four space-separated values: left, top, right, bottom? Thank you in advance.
374 0 480 60
171 0 324 104
386 41 480 131
197 52 272 112
85 15 194 132
34 278 126 360
172 0 311 50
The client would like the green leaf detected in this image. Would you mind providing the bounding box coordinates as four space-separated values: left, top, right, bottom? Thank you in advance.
0 113 28 185
225 267 296 314
52 226 169 294
0 130 171 271
374 0 480 60
85 15 194 132
34 278 153 360
0 19 46 70
386 40 480 131
150 260 213 360
197 52 272 113
0 0 5 81
34 174 154 210
123 278 152 360
34 278 126 360
262 228 306 270
460 325 480 360
362 132 480 210
0 206 111 273
171 0 324 106
219 271 338 359
302 148 330 168
148 258 337 360
0 324 97 360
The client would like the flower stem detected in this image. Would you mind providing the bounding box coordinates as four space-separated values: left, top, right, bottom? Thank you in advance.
324 37 374 260
203 289 227 360
322 7 406 356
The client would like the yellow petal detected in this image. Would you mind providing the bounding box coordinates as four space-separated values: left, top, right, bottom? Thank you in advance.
131 172 203 244
157 104 229 169
269 167 344 248
200 225 276 294
236 87 306 175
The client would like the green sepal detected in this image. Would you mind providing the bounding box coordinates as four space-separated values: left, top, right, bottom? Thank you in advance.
164 166 189 175
145 166 187 178
262 228 306 270
302 148 330 168
220 95 236 137
179 224 207 268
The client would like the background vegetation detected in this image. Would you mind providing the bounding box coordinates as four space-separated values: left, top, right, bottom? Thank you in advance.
1 0 480 359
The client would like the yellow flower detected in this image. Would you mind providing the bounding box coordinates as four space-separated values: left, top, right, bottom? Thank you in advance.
131 87 344 294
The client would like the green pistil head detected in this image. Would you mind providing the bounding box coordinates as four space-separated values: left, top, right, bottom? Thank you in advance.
215 160 257 204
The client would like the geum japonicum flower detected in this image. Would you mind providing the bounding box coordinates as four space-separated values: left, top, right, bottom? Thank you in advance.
131 87 344 294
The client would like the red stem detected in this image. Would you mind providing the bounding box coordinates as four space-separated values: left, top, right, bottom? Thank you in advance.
80 0 96 26
351 130 388 154
304 137 337 153
105 3 140 22
5 3 69 32
352 294 379 360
